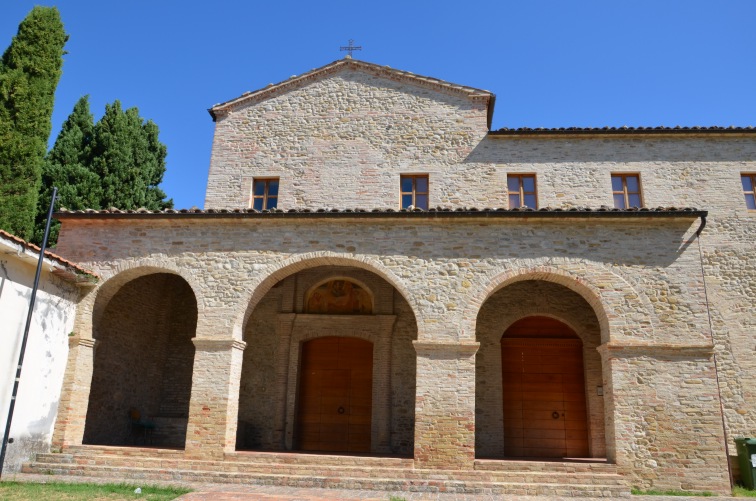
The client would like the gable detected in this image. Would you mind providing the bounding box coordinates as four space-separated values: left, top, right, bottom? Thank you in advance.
209 58 494 127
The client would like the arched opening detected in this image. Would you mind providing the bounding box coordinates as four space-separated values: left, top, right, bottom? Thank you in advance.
501 317 588 458
475 280 605 460
235 265 416 457
83 273 197 448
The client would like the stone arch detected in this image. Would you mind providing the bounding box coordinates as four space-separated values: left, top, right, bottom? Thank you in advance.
234 252 421 340
235 255 417 456
474 279 607 459
82 265 199 448
462 263 655 345
73 260 204 341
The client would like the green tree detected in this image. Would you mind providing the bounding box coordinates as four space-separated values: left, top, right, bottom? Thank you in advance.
90 100 172 210
0 6 66 241
33 95 101 244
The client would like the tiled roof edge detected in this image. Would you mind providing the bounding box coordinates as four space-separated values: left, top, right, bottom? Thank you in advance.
0 229 99 285
489 126 755 136
56 206 706 219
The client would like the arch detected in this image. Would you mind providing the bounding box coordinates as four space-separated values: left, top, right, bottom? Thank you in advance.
462 264 655 345
474 279 606 459
234 252 422 340
83 269 198 448
72 260 204 340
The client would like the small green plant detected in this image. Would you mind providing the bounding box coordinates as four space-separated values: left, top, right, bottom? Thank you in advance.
389 497 407 501
631 487 714 496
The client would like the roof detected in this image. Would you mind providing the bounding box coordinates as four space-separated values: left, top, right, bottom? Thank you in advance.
489 125 756 137
56 206 706 220
208 58 496 128
0 229 99 285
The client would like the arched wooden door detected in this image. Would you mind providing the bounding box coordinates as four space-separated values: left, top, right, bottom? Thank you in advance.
296 337 373 452
501 317 589 458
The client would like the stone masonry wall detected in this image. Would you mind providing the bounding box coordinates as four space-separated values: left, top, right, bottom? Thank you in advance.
55 213 725 488
205 68 489 210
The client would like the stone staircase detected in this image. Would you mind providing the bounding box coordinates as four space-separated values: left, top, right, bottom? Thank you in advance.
23 446 629 497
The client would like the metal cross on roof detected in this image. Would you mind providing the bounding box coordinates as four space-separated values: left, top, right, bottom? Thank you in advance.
340 39 362 58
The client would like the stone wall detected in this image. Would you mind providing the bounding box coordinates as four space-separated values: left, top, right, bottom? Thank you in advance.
205 68 489 210
54 212 727 488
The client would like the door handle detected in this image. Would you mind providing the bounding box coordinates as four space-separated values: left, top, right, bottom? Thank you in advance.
552 411 560 419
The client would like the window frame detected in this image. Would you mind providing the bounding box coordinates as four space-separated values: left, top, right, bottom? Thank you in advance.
742 173 756 211
611 173 643 209
400 174 429 210
250 177 279 211
507 173 538 209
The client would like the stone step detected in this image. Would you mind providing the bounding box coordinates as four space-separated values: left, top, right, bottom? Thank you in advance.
63 445 412 467
34 453 74 464
227 450 414 468
63 445 185 460
22 462 629 497
475 458 618 474
41 454 625 485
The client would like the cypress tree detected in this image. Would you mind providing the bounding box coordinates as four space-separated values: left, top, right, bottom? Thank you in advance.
34 95 101 244
90 101 173 210
0 7 67 240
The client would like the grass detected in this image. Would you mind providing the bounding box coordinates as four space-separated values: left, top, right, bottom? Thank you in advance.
631 487 714 496
0 480 190 500
734 485 756 497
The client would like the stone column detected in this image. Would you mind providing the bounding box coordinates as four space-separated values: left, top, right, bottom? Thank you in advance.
184 338 246 460
372 315 395 453
271 314 295 449
51 336 96 448
413 340 479 470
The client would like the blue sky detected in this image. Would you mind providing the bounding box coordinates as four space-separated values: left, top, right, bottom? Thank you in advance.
2 1 754 209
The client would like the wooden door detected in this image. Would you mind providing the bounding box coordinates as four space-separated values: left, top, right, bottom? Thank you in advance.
296 337 372 452
501 317 589 458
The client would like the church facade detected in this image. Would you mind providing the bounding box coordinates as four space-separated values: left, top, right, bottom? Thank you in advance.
43 58 755 494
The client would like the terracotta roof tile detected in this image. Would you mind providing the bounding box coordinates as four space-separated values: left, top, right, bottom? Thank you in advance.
0 229 99 284
490 125 755 136
56 206 706 219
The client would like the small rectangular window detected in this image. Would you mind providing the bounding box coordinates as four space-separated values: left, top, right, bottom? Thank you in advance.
251 178 279 210
611 174 642 209
507 174 537 209
743 174 756 210
400 175 429 210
